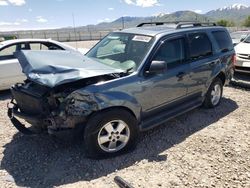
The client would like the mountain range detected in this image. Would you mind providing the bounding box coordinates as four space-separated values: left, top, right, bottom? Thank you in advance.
96 3 250 29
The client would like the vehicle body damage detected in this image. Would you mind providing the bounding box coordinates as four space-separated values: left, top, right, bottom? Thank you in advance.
7 26 234 157
16 50 123 87
9 50 135 134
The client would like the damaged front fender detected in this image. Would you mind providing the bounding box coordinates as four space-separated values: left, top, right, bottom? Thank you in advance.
65 90 141 121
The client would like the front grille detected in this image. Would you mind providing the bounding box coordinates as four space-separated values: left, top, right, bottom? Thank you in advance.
11 84 50 116
238 53 250 60
235 66 250 73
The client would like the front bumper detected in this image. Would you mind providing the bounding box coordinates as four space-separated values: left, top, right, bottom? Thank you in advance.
235 56 250 73
7 102 76 135
7 103 38 135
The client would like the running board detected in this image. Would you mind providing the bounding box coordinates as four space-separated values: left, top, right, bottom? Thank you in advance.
139 100 202 131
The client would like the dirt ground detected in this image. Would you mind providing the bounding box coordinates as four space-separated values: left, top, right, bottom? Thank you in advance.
0 83 249 188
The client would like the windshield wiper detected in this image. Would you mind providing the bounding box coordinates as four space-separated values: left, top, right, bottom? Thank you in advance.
125 67 134 74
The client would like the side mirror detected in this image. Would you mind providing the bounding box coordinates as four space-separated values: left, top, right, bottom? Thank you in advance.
147 60 167 74
240 38 244 42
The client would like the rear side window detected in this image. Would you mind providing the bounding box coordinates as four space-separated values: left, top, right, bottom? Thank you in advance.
212 31 233 52
188 33 212 60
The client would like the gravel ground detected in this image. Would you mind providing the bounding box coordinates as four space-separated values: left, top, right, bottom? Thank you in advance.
0 84 249 188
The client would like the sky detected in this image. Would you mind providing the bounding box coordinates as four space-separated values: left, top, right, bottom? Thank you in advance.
0 0 250 31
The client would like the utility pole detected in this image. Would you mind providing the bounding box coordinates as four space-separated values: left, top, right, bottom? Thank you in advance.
122 16 125 29
72 13 78 48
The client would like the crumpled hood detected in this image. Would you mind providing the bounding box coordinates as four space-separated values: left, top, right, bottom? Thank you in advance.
235 42 250 54
16 50 123 88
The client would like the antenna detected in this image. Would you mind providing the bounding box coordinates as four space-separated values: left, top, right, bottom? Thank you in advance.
72 13 78 49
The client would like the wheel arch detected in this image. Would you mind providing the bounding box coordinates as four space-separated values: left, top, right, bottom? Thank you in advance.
216 72 226 85
87 106 139 123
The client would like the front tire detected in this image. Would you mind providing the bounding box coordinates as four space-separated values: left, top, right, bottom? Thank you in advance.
83 109 138 158
204 78 223 108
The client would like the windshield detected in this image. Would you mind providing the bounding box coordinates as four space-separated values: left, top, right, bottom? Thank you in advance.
243 35 250 43
86 32 154 73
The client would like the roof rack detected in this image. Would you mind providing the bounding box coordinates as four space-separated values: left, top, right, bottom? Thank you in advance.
176 22 216 29
137 21 183 27
137 21 217 29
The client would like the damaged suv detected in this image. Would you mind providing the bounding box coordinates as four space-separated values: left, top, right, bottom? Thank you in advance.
8 22 235 158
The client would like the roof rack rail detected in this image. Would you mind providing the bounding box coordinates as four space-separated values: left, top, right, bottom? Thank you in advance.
137 21 183 27
176 22 216 29
137 21 217 28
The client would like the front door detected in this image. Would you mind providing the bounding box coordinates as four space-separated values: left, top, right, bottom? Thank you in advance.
137 36 191 117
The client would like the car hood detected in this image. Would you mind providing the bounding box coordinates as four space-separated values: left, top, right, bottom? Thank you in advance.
16 50 123 88
235 42 250 54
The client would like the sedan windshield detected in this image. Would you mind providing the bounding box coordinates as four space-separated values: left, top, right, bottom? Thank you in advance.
243 35 250 43
86 32 154 73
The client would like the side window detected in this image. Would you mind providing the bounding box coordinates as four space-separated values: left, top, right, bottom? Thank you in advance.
0 43 30 60
30 42 63 51
30 43 42 50
212 31 233 52
0 45 17 58
153 37 186 69
30 43 49 50
45 42 63 50
188 33 212 60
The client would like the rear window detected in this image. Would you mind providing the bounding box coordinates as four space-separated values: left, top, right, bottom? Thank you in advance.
188 33 212 60
212 31 233 52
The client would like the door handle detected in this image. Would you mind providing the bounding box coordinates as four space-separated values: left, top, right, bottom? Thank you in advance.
176 72 186 81
209 61 216 67
176 72 185 78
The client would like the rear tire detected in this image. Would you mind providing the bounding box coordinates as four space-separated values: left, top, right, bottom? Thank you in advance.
204 78 223 108
83 109 138 158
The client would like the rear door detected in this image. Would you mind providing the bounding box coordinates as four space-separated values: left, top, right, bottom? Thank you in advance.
186 32 216 95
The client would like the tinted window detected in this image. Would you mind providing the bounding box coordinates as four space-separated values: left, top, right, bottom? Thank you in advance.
212 31 233 52
153 38 186 69
188 33 212 60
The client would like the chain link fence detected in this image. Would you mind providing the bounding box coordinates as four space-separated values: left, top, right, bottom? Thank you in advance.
0 29 118 42
1 26 250 42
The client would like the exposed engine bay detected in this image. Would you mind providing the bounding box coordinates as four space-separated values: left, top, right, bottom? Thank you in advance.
9 73 121 134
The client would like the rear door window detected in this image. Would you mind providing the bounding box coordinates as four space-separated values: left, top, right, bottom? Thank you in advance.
212 31 233 52
188 33 212 60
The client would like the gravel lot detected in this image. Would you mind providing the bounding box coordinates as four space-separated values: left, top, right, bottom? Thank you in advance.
0 84 249 188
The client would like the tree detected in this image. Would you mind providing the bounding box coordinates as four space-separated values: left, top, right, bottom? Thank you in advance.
217 20 228 27
243 16 250 27
216 19 235 27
